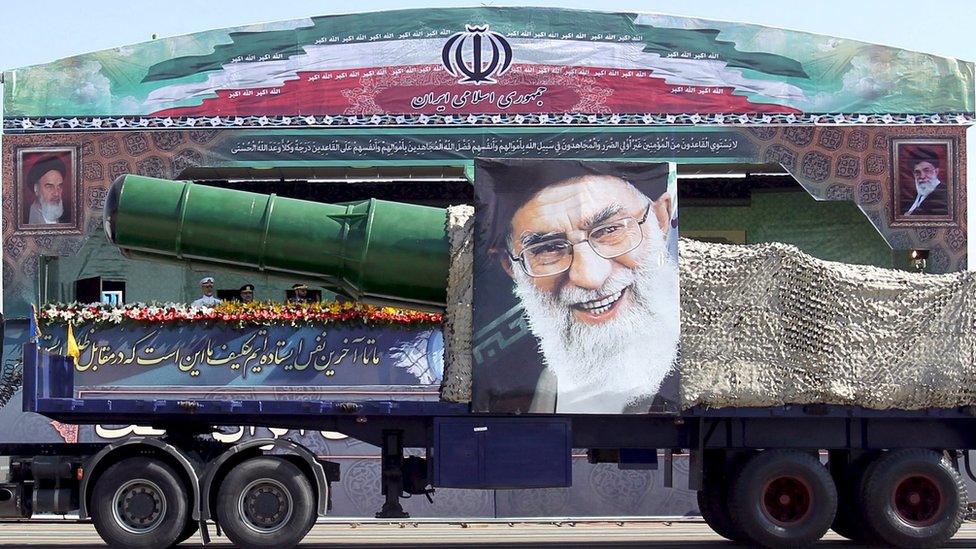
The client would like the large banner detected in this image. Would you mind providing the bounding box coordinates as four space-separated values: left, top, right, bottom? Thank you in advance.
4 8 974 123
473 160 679 414
37 321 443 400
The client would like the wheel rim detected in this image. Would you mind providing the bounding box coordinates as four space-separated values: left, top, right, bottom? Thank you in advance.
761 475 813 527
892 474 944 527
112 479 167 534
238 478 294 534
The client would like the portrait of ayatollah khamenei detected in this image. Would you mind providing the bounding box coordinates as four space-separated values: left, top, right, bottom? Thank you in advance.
471 159 680 415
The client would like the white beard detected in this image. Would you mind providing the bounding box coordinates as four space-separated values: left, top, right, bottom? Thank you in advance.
915 177 940 196
39 198 64 223
512 225 680 413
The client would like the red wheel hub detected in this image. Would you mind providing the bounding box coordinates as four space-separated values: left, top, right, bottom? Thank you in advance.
761 476 812 526
893 474 944 527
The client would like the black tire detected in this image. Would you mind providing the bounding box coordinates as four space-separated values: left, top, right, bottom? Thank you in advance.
90 458 190 549
860 449 966 549
698 483 749 543
174 519 199 545
216 457 316 549
830 452 879 543
728 450 837 548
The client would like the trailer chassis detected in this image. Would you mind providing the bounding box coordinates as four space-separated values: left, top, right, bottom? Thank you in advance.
12 343 976 548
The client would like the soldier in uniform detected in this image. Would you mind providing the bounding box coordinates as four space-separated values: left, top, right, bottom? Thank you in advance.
191 277 221 307
239 284 255 303
289 283 311 304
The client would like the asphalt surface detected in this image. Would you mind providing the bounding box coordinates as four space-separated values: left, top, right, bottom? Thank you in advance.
2 520 976 548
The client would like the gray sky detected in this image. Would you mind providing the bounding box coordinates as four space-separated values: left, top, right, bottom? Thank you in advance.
0 0 974 70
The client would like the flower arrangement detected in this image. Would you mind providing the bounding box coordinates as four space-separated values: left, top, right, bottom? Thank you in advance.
37 300 442 329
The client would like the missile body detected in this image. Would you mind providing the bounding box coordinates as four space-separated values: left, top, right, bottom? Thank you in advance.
105 175 450 309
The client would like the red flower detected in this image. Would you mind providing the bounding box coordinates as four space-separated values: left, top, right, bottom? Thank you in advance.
40 302 442 329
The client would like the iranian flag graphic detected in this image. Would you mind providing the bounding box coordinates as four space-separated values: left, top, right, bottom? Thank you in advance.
146 14 807 117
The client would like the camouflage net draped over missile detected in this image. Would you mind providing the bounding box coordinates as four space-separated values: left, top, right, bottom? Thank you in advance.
679 238 976 409
441 205 475 402
442 207 976 409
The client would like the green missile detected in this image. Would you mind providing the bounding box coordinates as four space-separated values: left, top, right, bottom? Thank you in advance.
104 175 450 309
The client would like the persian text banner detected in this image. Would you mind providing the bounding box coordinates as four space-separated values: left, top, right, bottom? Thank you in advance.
39 322 443 400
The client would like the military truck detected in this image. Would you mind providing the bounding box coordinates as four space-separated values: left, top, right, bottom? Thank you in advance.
3 7 975 549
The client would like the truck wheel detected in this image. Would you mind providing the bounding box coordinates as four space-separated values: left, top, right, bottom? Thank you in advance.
174 519 199 545
729 450 837 548
216 457 316 549
830 452 878 543
860 449 966 549
90 458 189 549
698 484 749 542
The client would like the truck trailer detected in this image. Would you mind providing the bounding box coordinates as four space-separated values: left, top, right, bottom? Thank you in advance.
2 7 976 549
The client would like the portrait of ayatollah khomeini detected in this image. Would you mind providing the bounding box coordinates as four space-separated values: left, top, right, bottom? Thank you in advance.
474 160 680 414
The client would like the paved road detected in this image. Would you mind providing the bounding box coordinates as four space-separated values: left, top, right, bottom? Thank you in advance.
2 521 976 548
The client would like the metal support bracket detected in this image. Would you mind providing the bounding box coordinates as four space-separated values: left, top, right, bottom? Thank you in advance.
688 418 705 491
375 430 409 519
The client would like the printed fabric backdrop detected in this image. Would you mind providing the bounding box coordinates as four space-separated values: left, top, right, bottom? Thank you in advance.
36 321 442 400
472 160 680 414
2 7 974 124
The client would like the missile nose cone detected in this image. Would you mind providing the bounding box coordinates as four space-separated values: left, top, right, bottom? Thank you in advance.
104 175 125 244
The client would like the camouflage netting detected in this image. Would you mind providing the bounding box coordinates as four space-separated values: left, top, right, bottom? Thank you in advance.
679 238 976 410
442 209 976 409
440 205 474 402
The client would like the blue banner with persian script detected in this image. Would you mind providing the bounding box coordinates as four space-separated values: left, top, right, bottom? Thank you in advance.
38 322 443 400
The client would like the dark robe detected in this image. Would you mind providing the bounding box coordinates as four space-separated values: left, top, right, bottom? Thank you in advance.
901 183 949 217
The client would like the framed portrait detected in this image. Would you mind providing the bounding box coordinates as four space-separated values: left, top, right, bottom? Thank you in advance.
890 139 956 227
15 146 82 234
